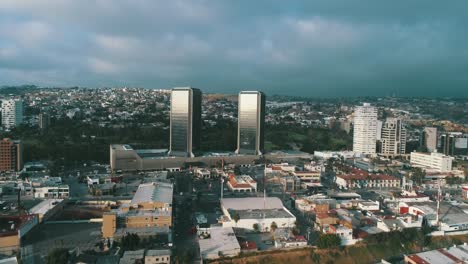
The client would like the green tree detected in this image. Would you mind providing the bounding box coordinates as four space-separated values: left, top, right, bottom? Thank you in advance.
253 223 260 232
316 234 341 249
270 221 278 233
233 213 240 227
46 248 69 264
411 167 425 185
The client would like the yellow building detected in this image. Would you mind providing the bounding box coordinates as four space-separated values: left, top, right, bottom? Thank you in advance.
102 182 173 239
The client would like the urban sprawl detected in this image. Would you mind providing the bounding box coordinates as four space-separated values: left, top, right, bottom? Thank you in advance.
0 86 467 264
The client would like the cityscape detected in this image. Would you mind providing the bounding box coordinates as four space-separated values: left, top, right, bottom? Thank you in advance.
1 1 468 264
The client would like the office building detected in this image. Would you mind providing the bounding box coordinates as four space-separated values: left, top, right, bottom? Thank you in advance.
169 87 201 157
38 112 50 130
440 132 467 156
1 99 23 129
422 127 437 152
379 118 406 156
0 138 23 172
236 91 265 155
353 103 378 155
410 152 453 172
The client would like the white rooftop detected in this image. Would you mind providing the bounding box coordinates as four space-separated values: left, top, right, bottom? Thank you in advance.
221 197 284 211
29 199 63 215
199 226 240 260
130 182 173 206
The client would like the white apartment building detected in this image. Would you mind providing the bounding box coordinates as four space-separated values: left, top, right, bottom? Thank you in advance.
1 99 24 129
410 152 453 172
33 185 70 199
380 118 406 156
353 103 378 155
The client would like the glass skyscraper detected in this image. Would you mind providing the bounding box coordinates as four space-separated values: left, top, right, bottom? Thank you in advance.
169 87 201 157
236 91 265 155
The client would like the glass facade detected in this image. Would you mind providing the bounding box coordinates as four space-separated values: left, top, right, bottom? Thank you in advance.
237 91 265 155
169 88 201 157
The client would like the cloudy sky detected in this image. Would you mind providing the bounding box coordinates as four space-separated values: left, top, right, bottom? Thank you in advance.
1 1 467 97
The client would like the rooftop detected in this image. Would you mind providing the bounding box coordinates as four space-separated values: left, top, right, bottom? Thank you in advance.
221 197 284 211
130 182 173 206
228 208 295 220
199 226 240 260
146 249 171 256
406 244 468 264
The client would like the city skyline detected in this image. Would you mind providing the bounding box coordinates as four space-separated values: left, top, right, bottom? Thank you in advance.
1 1 468 97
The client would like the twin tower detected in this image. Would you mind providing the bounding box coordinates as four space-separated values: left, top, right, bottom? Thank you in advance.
169 87 265 158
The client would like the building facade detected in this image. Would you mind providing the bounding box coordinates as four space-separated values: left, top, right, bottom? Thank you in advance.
410 151 453 172
423 127 437 152
336 174 400 189
353 103 378 155
379 118 406 156
236 91 265 155
102 182 173 239
0 138 23 172
1 99 24 129
169 87 202 157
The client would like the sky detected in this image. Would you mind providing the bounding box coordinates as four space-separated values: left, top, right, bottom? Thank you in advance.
1 1 467 97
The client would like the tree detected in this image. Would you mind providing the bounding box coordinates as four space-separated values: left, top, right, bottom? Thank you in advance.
292 220 300 236
121 233 140 250
316 234 341 249
411 167 425 185
46 248 69 264
270 221 278 233
233 213 240 227
253 223 260 232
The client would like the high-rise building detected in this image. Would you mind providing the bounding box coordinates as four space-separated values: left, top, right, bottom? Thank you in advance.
0 138 23 172
38 112 51 130
1 99 24 129
422 127 437 152
236 91 265 155
440 132 466 156
379 118 406 156
169 87 201 157
353 103 378 155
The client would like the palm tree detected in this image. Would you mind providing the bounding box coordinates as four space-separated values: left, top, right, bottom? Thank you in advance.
270 221 278 233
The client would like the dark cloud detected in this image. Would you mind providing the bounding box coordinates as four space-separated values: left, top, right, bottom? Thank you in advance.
0 0 467 97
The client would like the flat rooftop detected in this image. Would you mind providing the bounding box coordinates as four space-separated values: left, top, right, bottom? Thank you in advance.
130 182 173 206
407 244 468 264
199 227 240 260
228 208 295 219
29 199 63 216
221 197 284 211
146 249 171 256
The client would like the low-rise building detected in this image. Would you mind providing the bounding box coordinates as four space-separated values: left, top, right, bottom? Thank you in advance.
120 250 145 264
358 200 380 211
226 174 257 192
33 185 69 199
326 224 355 245
195 168 211 179
336 174 400 189
145 249 171 264
219 197 296 232
275 235 307 248
0 215 38 254
199 226 241 260
405 244 468 264
102 182 173 240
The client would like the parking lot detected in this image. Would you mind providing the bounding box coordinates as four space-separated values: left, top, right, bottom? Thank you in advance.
21 223 102 262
